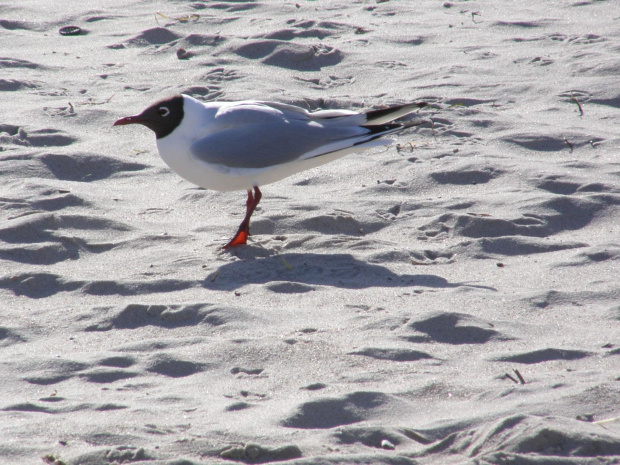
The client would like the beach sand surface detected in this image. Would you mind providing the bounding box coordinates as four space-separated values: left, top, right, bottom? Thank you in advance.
1 1 620 464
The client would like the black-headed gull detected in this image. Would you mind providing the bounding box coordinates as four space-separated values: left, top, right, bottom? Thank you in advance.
114 94 425 248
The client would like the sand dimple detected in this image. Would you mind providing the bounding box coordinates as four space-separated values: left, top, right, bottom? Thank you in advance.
349 347 434 362
491 348 593 364
0 79 40 91
232 40 344 71
282 392 411 429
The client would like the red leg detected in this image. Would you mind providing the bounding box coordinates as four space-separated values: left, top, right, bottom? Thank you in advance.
223 186 262 249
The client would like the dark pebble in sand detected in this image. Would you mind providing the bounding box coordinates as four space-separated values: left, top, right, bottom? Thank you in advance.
59 26 82 36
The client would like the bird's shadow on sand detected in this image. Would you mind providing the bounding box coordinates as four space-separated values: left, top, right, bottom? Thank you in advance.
203 249 496 292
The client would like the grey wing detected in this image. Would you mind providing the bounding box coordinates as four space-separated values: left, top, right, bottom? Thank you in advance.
190 119 368 169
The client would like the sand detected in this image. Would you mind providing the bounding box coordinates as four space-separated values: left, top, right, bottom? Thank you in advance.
1 0 620 464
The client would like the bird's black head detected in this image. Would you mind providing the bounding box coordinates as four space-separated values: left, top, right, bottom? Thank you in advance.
114 95 185 139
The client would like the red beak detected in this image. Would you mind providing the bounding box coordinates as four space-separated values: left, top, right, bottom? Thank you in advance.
113 115 144 126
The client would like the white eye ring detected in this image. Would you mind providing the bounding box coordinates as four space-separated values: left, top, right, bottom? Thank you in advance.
158 106 170 117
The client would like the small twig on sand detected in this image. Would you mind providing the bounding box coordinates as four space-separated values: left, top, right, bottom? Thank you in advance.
396 142 415 153
593 417 619 426
77 95 114 106
570 92 584 117
156 12 200 25
504 373 519 384
278 256 293 270
514 369 526 384
427 118 436 138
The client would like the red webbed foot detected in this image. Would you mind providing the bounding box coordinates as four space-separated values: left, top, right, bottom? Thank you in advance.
223 229 249 249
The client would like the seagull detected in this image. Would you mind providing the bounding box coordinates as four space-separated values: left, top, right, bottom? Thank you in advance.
114 94 425 248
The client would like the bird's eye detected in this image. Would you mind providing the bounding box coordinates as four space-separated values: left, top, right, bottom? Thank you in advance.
158 106 170 117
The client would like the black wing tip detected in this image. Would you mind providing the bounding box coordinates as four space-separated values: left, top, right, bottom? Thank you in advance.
364 101 427 122
359 116 425 140
361 122 403 134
